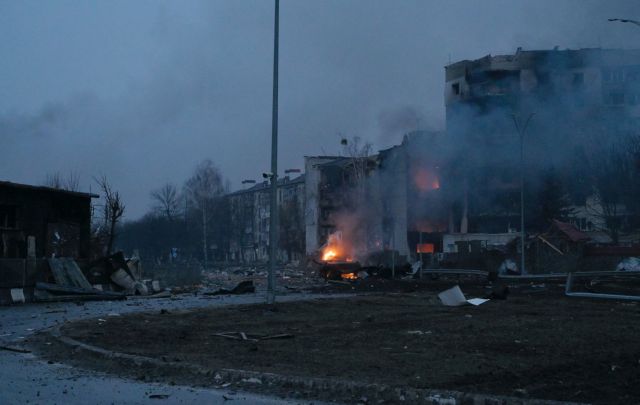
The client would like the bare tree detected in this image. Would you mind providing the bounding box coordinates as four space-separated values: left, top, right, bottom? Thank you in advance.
589 144 631 244
95 176 126 255
183 160 225 269
341 135 373 185
150 183 180 220
44 171 80 191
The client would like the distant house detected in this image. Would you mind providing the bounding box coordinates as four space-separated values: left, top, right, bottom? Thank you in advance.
530 220 591 273
0 181 98 259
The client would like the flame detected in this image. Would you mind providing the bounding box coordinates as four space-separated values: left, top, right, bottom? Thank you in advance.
341 272 358 280
322 249 338 261
320 232 352 262
414 167 440 192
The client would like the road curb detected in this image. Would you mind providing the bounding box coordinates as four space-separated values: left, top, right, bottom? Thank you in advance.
41 324 586 405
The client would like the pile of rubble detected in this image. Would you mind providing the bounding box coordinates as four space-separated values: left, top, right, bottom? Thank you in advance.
34 252 167 302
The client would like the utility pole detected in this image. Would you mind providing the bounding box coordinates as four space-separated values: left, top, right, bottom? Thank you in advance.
267 0 279 304
512 113 535 275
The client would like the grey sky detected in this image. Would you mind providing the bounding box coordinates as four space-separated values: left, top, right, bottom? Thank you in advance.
1 0 639 218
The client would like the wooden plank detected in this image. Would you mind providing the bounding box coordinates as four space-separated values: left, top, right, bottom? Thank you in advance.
35 282 124 297
48 258 73 286
33 294 126 303
62 258 94 290
47 258 93 290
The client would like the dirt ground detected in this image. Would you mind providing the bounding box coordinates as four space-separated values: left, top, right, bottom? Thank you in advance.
49 277 640 405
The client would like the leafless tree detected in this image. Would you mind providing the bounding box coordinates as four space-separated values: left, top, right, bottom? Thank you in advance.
150 183 180 220
589 144 631 244
183 159 225 269
95 176 126 255
44 171 80 191
341 135 373 185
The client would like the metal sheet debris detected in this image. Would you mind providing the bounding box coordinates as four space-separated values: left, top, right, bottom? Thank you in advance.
438 285 489 306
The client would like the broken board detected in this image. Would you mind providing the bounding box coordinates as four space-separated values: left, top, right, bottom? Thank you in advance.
47 258 93 290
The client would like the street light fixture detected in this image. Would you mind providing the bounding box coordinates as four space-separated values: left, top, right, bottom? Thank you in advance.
511 113 535 275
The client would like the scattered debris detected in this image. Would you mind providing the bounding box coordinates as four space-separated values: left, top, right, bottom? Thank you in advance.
33 258 128 303
407 330 431 335
438 285 489 306
212 332 295 342
0 345 31 354
204 280 255 296
485 285 510 300
617 257 640 272
148 394 170 399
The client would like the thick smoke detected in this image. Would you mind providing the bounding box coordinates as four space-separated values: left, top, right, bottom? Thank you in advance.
1 0 639 220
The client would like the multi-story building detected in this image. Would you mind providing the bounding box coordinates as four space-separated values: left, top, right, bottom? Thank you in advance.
227 174 305 263
444 47 640 234
303 131 445 260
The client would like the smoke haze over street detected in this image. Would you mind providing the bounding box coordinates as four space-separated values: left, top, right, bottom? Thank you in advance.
1 0 639 218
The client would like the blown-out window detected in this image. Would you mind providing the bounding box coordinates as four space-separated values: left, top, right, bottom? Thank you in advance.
0 205 17 229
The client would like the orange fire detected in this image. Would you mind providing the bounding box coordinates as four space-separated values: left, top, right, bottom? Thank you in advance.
321 232 352 262
322 248 338 261
341 272 358 280
414 167 440 192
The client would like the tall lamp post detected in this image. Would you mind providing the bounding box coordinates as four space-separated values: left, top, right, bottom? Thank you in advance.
267 0 280 304
511 113 534 275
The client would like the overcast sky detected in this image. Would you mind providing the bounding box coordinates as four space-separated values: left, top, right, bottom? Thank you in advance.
1 0 639 218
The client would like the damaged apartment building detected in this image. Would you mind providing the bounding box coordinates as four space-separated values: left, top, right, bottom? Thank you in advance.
442 47 640 261
304 130 446 263
303 47 640 271
226 174 305 263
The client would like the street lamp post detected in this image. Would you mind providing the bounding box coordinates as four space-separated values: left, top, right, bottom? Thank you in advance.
267 0 280 304
511 113 534 275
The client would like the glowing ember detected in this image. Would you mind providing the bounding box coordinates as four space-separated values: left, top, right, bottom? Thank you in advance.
341 272 358 280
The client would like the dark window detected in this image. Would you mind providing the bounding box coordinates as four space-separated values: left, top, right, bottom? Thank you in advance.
0 205 17 229
451 83 460 95
572 72 584 86
610 92 625 105
612 69 624 83
629 93 639 106
537 72 551 86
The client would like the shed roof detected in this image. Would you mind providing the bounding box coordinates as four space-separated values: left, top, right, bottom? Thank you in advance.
0 180 99 199
551 220 591 242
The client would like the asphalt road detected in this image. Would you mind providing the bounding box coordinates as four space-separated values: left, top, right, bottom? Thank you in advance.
0 292 331 405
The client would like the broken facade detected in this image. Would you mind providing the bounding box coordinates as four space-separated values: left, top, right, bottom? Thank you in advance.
445 47 640 236
304 131 445 262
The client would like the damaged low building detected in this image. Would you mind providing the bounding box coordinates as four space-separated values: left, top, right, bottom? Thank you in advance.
0 181 98 304
0 181 97 259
